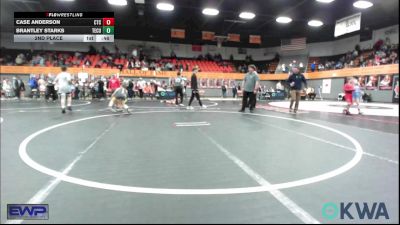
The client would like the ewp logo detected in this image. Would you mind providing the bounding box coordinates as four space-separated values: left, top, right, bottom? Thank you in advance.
7 204 49 220
322 202 389 220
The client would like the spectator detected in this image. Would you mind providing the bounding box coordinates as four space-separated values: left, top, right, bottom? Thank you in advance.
45 75 57 102
108 75 121 93
100 46 110 55
390 51 398 64
170 50 177 59
335 61 343 69
232 81 238 98
281 63 287 73
137 78 146 98
318 63 325 71
276 81 284 92
88 45 97 55
28 75 39 98
84 58 91 67
2 79 12 98
352 49 359 59
311 61 316 72
306 87 316 100
131 48 138 57
221 82 227 98
360 55 365 67
205 52 212 61
178 62 184 72
97 78 106 100
15 53 26 65
12 76 24 99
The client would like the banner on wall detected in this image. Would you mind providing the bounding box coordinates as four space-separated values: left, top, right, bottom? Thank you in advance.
228 33 240 42
334 13 361 37
393 76 399 103
202 31 215 41
379 75 393 90
365 75 378 90
322 79 332 94
171 28 185 39
249 35 261 44
191 44 202 52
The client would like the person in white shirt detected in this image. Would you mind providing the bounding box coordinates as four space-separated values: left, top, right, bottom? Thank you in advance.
137 78 146 98
54 66 72 114
281 63 286 73
276 81 284 92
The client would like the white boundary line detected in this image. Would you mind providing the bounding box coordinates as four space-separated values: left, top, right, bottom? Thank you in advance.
245 117 398 165
0 101 91 111
18 111 364 195
175 123 210 127
129 102 218 109
175 122 210 127
268 101 399 117
175 121 209 124
198 129 320 224
5 122 116 224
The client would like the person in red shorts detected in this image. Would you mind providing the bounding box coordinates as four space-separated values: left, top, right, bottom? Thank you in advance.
343 78 355 115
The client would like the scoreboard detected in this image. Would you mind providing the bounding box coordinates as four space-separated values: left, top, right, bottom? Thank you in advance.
14 12 114 42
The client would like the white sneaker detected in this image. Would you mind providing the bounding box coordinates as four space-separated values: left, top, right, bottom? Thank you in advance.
186 106 193 110
201 105 207 109
179 104 185 107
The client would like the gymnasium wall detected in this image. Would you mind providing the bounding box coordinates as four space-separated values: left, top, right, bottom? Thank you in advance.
1 73 395 102
1 24 398 61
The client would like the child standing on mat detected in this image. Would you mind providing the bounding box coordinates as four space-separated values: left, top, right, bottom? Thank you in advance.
352 78 362 115
343 78 355 115
54 66 72 114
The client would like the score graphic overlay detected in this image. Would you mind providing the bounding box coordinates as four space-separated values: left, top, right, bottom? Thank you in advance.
14 12 114 42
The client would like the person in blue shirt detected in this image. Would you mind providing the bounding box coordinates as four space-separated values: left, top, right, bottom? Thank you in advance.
311 61 316 72
287 65 307 113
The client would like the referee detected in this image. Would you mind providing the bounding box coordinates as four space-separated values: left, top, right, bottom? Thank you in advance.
174 72 185 106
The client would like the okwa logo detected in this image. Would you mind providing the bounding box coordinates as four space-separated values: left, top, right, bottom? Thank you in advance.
322 202 389 220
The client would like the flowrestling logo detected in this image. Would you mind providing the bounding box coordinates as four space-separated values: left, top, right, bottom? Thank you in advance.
322 202 389 221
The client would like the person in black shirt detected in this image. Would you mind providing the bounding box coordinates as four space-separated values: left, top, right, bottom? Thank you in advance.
13 76 25 100
97 78 105 100
187 66 207 110
287 65 307 113
45 76 57 102
127 79 134 100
